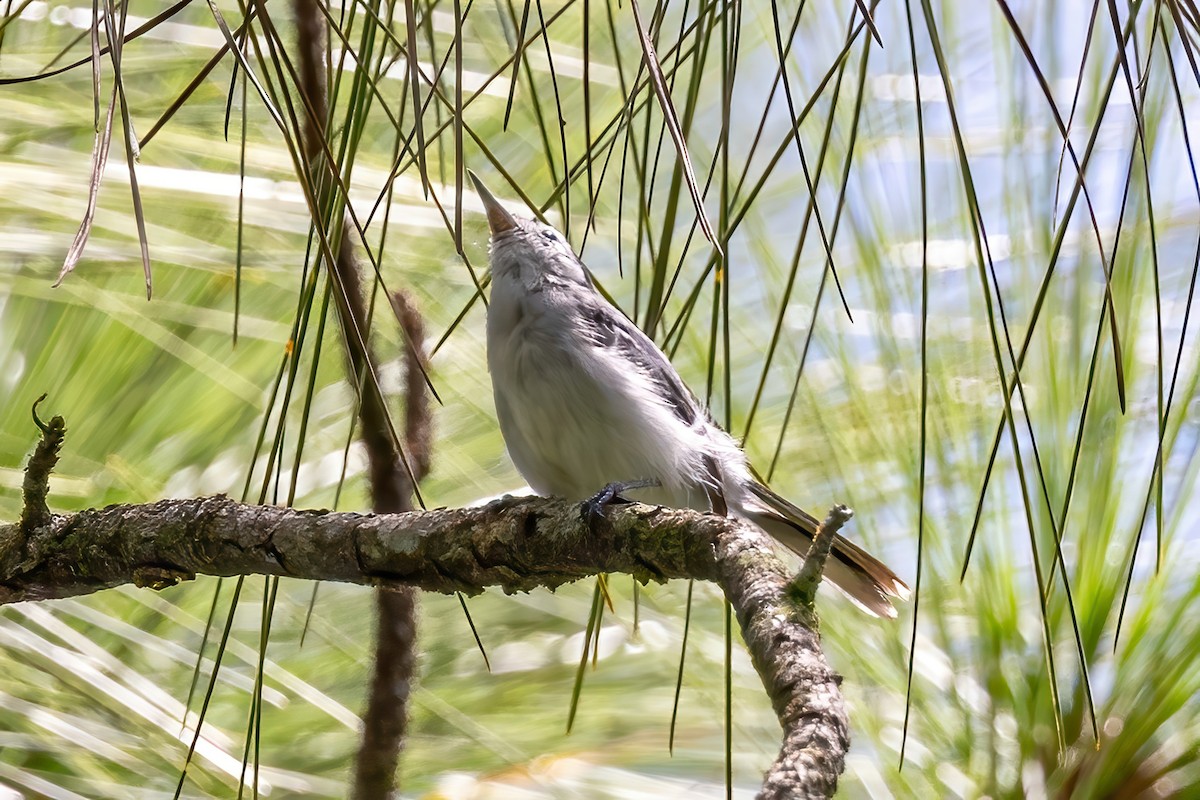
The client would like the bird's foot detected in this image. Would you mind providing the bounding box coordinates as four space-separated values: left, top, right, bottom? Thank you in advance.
581 478 661 528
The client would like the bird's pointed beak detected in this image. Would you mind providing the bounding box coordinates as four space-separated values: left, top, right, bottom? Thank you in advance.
468 170 518 235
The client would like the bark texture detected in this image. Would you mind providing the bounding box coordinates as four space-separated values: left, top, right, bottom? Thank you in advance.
0 495 713 601
721 508 852 799
0 493 849 796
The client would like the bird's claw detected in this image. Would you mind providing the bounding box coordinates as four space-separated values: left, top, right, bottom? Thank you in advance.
580 478 661 529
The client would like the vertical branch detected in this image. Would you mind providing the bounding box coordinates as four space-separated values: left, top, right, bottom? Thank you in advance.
354 292 431 800
19 396 66 536
290 0 428 796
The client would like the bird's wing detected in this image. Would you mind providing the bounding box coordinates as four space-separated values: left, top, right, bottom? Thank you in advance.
577 299 703 427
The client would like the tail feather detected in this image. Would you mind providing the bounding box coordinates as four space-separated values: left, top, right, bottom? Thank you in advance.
740 483 910 619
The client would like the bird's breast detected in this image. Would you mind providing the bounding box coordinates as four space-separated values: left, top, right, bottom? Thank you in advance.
485 290 700 504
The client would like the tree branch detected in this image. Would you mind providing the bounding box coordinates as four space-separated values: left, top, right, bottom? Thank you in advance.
790 504 854 610
0 496 709 601
737 507 852 799
289 0 428 788
19 395 65 535
0 494 849 796
352 291 431 799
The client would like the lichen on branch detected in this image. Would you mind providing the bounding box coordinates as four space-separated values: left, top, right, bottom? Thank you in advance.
1 491 850 796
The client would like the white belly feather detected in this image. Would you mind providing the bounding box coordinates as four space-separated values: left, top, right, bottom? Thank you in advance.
488 285 713 509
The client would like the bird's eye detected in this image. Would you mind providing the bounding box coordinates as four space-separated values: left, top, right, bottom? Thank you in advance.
540 229 559 244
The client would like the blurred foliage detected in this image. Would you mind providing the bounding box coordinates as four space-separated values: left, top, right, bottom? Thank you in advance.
1 0 1199 797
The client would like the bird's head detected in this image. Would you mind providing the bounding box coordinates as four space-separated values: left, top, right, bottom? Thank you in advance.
469 171 592 289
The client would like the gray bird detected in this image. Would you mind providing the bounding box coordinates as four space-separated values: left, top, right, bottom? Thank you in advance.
470 172 909 618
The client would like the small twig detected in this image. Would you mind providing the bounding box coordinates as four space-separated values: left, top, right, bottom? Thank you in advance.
789 504 854 611
20 395 66 535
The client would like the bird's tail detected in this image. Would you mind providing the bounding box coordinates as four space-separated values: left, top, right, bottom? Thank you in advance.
739 482 910 619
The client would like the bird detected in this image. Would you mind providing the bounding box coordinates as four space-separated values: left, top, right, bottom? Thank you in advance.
469 172 909 618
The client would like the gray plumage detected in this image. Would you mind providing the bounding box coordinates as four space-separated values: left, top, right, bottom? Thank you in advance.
471 172 909 618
